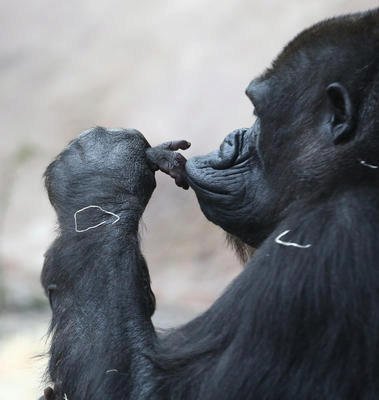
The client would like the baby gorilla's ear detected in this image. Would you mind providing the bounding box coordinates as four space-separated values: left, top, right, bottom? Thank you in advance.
146 140 191 189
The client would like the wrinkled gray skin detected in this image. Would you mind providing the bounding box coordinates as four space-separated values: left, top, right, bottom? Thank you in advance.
185 124 272 246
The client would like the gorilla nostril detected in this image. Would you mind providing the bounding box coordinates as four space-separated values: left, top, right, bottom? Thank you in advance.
208 128 255 169
219 131 240 162
220 138 233 153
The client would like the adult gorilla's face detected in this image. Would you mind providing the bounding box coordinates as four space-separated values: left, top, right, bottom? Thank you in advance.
186 26 369 247
186 62 306 248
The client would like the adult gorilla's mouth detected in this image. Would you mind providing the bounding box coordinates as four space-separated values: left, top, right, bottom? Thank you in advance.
185 127 257 197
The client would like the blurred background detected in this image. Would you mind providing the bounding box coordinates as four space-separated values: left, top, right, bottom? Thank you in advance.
0 0 376 397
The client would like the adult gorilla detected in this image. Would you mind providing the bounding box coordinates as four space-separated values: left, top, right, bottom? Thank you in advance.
41 8 379 400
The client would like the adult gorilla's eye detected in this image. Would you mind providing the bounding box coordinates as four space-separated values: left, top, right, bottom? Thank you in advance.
253 108 258 117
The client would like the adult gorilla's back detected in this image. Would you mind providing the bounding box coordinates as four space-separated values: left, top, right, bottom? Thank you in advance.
41 9 379 400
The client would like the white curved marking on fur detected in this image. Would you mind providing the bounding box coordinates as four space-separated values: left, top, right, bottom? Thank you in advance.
74 205 120 233
359 159 379 169
275 230 311 249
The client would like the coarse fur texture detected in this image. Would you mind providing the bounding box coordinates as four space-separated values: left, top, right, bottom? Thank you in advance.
41 8 379 400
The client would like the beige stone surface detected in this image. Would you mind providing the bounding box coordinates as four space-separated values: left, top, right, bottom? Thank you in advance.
0 1 377 398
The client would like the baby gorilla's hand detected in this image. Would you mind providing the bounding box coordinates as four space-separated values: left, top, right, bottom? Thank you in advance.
146 140 191 189
45 127 156 230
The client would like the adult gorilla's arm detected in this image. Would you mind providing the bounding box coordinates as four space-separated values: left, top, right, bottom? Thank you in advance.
41 127 188 400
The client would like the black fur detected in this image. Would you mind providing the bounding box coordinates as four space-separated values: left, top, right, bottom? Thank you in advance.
42 9 379 400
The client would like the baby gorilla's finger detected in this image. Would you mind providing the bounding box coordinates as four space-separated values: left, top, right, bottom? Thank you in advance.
158 140 191 151
174 174 189 190
173 152 187 167
166 164 189 189
146 149 174 174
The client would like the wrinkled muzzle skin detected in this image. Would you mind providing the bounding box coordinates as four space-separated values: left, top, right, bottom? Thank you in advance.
185 121 275 246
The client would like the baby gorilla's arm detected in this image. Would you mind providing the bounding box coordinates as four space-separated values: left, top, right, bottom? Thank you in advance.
40 130 191 400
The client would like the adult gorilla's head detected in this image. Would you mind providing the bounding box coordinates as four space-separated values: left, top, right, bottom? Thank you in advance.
186 9 379 248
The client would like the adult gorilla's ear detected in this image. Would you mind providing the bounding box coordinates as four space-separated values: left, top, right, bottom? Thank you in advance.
326 82 354 144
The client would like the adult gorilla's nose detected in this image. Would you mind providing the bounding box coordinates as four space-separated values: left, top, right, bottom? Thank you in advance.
219 130 239 161
185 128 254 181
209 128 252 169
